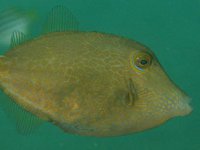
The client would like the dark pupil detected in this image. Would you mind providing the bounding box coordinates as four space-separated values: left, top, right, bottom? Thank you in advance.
140 59 148 65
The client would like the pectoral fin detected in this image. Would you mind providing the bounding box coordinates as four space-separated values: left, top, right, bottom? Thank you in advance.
124 79 137 106
115 79 137 107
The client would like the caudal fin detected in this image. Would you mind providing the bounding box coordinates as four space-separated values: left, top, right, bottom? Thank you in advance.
0 7 36 49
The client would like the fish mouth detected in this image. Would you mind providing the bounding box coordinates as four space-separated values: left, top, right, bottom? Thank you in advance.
170 94 192 116
176 95 192 116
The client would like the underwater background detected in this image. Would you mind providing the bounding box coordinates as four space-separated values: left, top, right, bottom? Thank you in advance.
0 0 199 150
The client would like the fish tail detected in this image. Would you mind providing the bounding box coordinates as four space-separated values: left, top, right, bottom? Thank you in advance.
0 55 4 69
0 55 45 135
0 56 7 80
0 7 37 48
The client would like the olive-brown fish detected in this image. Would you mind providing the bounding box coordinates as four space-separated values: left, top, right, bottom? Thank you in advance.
0 6 192 137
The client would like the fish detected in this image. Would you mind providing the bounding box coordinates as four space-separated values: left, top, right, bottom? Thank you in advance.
0 5 192 137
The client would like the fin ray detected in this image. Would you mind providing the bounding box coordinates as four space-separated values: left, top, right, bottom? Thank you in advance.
43 5 79 33
1 96 44 135
10 31 28 48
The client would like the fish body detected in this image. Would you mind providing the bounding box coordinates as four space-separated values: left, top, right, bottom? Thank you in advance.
0 31 191 136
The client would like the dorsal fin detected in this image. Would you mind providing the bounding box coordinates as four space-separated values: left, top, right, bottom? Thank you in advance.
43 5 79 33
10 31 28 48
0 95 44 135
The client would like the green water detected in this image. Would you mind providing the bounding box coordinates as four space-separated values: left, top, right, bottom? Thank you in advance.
0 0 199 150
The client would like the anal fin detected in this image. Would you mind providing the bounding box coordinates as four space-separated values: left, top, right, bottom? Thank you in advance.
43 5 79 33
1 96 44 135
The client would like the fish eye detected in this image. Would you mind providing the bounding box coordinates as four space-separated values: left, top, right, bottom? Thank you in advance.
133 52 152 71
